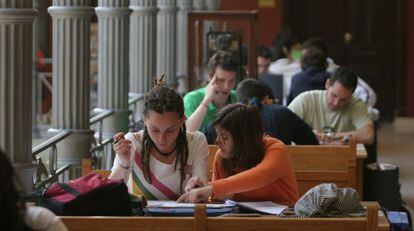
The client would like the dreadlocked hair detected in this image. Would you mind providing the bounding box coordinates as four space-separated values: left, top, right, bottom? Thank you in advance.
141 75 189 193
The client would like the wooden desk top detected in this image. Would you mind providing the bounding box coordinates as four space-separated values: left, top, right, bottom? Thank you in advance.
357 143 368 159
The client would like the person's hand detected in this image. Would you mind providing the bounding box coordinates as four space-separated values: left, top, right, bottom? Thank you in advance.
202 75 218 108
184 176 204 192
112 132 132 166
177 186 213 203
314 130 325 142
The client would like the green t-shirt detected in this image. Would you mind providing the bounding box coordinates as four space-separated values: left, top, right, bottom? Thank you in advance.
288 90 372 132
184 87 237 131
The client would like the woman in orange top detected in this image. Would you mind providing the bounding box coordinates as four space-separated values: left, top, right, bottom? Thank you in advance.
178 103 299 205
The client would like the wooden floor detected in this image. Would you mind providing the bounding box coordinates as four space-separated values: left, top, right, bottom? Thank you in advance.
378 117 414 220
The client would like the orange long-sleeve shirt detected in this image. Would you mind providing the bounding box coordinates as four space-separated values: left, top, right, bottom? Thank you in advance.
211 137 299 206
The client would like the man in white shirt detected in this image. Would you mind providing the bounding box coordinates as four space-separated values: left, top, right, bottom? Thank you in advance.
288 66 374 144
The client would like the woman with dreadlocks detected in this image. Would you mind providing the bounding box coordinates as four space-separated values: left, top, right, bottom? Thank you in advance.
109 76 209 200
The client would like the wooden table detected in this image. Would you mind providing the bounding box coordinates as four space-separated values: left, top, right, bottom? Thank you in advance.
61 202 389 231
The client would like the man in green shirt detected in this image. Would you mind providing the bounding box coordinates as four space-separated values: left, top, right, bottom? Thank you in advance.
184 51 238 131
288 66 374 144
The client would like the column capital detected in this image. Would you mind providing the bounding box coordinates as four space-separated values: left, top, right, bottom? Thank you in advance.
48 6 94 18
95 7 132 17
0 9 37 23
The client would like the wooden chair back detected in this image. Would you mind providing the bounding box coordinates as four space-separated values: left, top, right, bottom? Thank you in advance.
82 159 111 178
287 138 357 196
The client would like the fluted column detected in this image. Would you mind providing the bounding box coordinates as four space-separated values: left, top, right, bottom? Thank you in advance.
176 0 191 94
48 0 94 176
129 0 157 94
96 0 131 140
157 0 177 87
0 1 37 191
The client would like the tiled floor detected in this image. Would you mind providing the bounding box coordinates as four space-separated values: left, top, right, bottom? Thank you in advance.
377 117 414 220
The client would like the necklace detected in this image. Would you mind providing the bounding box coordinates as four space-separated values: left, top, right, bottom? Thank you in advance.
153 144 177 157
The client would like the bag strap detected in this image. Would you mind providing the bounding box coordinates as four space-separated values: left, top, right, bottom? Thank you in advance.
56 183 80 197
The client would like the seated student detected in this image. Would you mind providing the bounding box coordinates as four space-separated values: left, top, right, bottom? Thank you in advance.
109 76 208 200
257 45 284 104
302 37 377 108
178 103 299 205
288 46 330 104
184 51 238 132
257 45 273 75
203 79 319 145
288 67 374 145
0 150 68 231
268 29 302 105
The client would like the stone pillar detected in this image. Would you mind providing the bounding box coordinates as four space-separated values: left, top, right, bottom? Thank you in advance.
96 0 131 138
176 0 191 94
48 0 94 176
129 0 157 94
156 0 177 87
0 1 37 191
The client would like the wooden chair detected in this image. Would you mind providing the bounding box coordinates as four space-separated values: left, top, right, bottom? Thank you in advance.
82 159 111 178
61 202 387 231
287 138 357 196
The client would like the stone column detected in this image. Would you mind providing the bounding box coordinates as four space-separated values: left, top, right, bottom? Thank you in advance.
48 0 94 176
0 1 37 191
156 0 177 87
129 0 157 94
96 0 131 138
176 0 191 94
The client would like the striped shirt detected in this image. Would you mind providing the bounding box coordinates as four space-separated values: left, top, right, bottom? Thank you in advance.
111 131 208 200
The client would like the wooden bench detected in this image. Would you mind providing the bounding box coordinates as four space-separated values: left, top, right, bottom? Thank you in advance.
61 202 388 231
85 139 360 197
208 139 357 197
